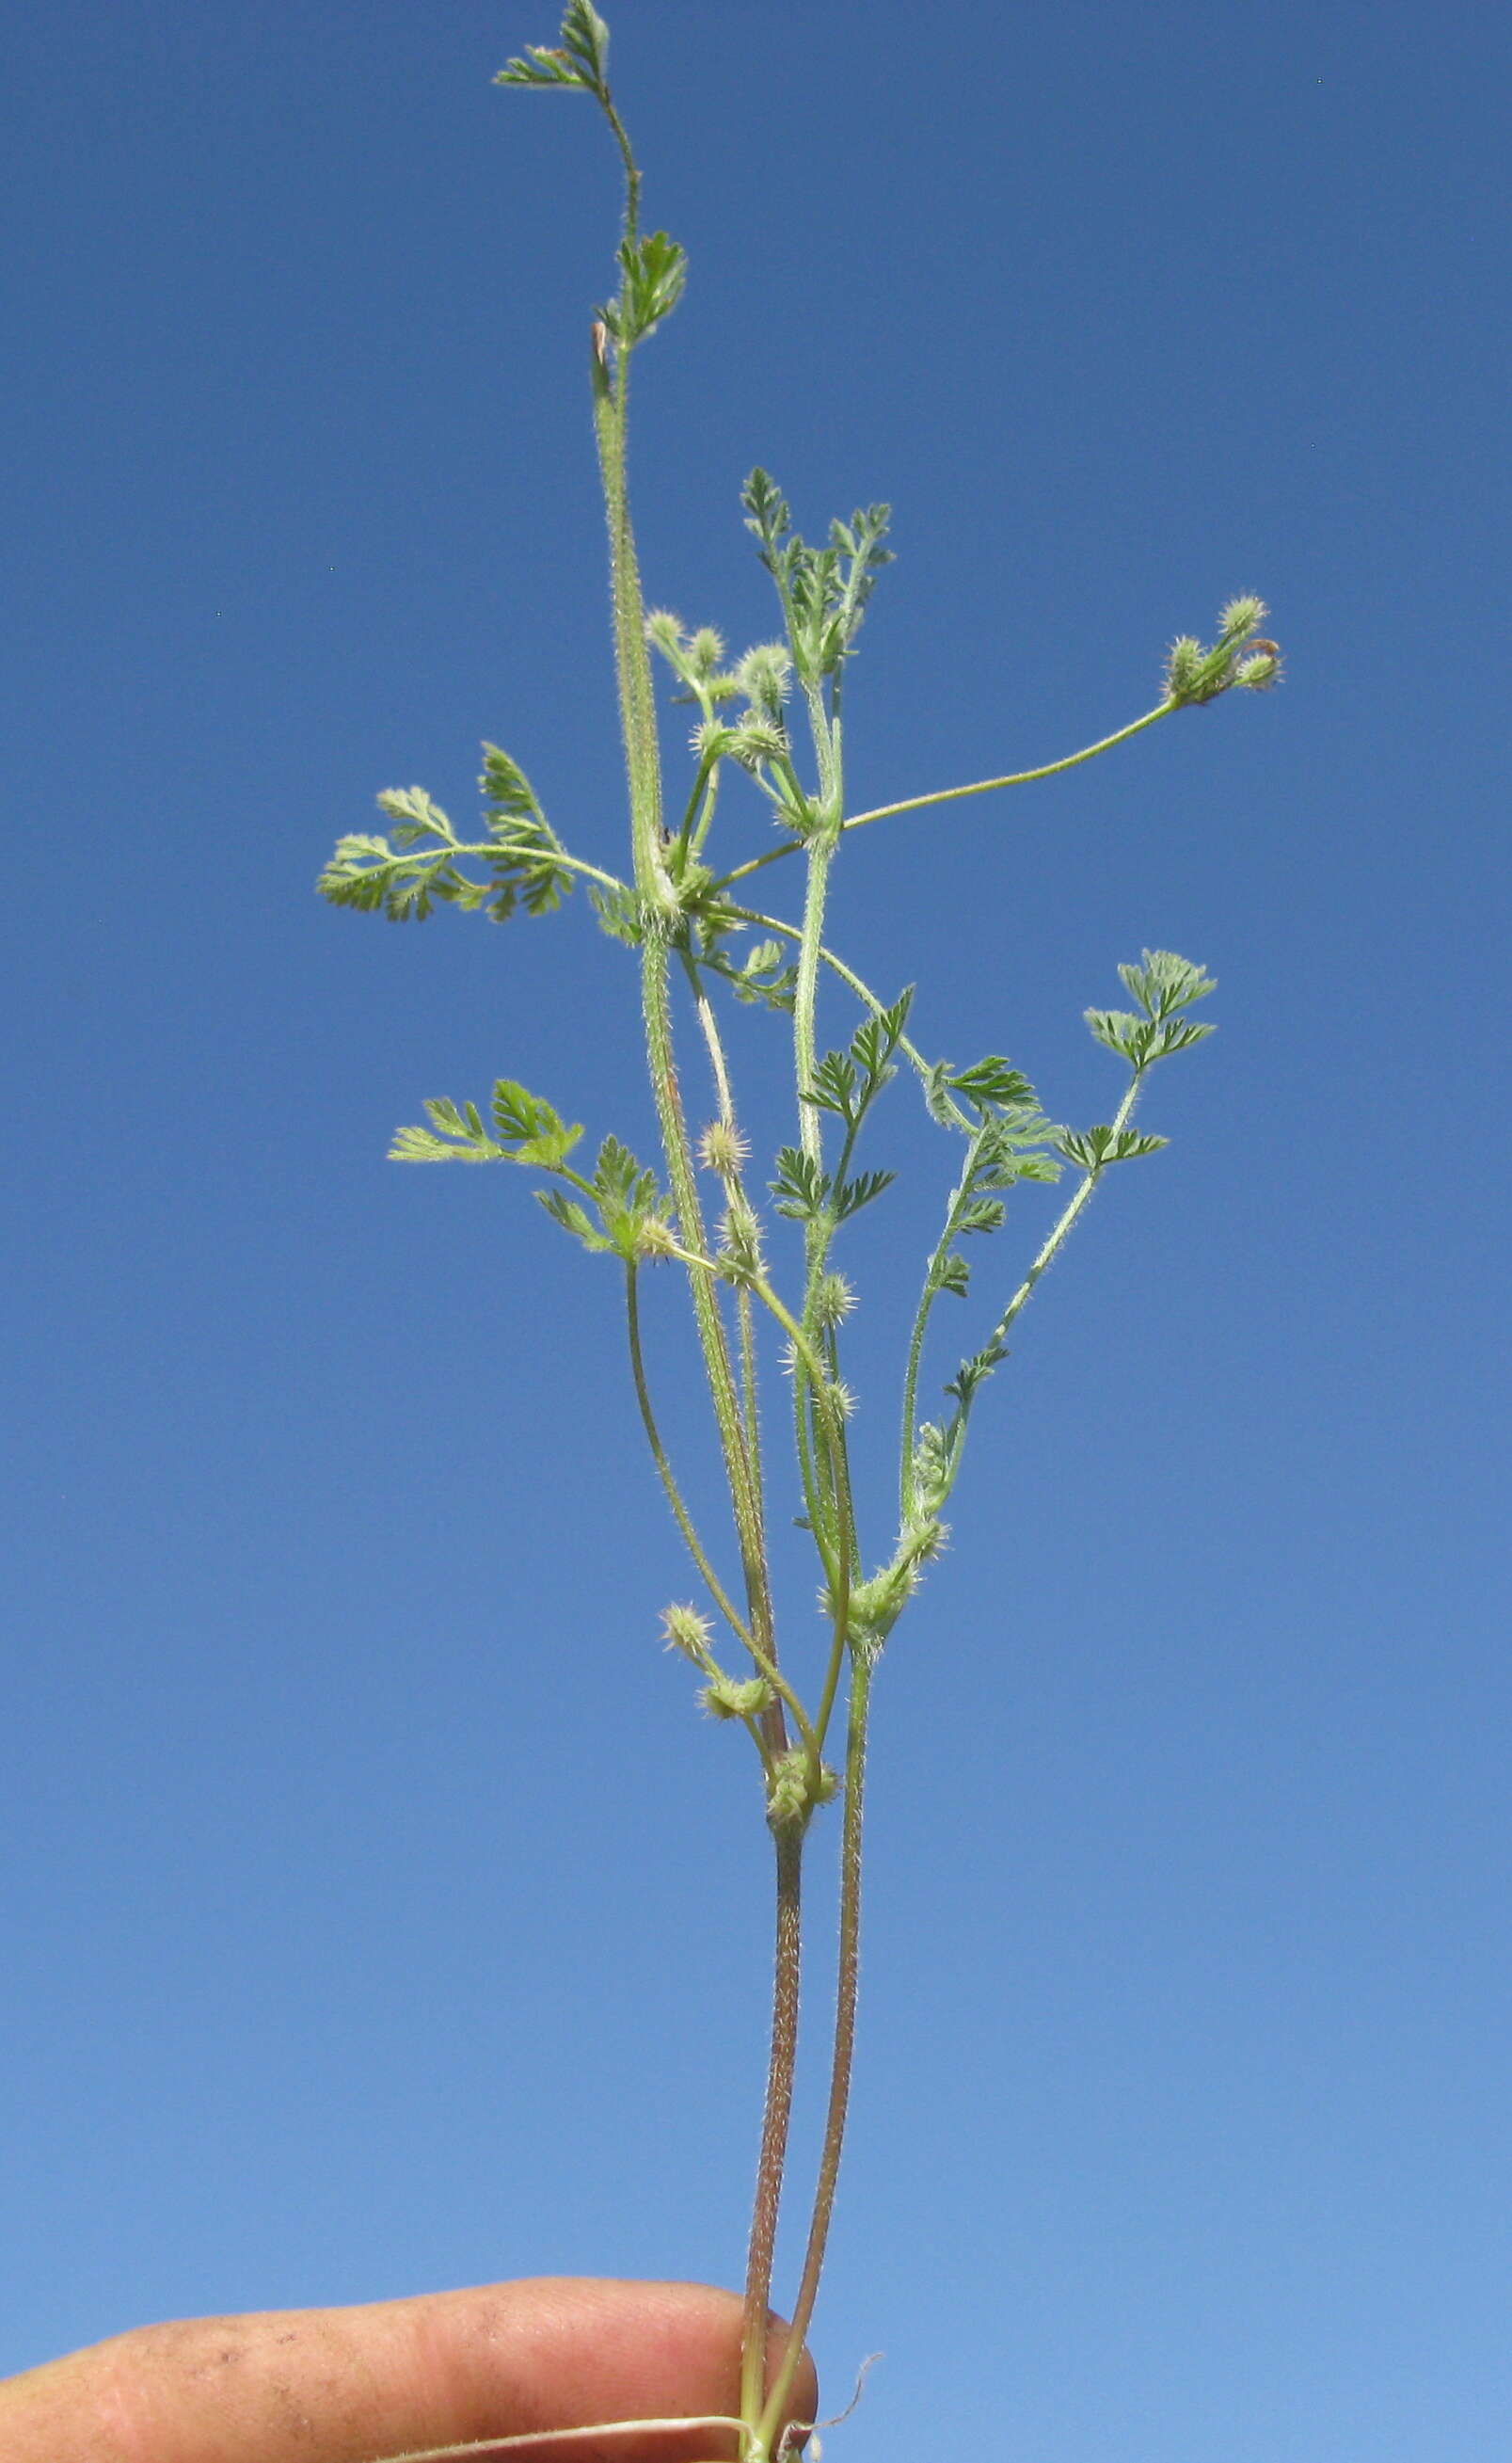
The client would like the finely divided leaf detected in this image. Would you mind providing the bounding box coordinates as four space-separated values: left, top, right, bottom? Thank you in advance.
589 1136 670 1258
497 0 610 91
772 1147 829 1220
606 232 688 346
1145 1016 1216 1059
479 744 541 821
495 45 586 88
1058 1125 1169 1171
1084 1008 1153 1064
390 1097 504 1162
947 1056 1035 1111
945 1338 1008 1409
478 747 575 919
590 882 646 946
559 0 611 86
709 937 798 1011
376 786 454 840
804 1052 859 1122
490 1080 583 1166
850 988 912 1088
1086 1001 1216 1066
956 1196 1007 1236
1117 950 1217 1021
804 990 911 1128
835 1168 896 1222
321 756 574 926
537 1189 608 1248
970 1113 1060 1189
742 469 791 569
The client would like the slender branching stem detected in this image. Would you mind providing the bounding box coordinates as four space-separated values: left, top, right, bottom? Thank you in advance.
710 698 1175 892
643 933 783 1720
725 902 968 1118
671 748 723 872
447 840 628 895
591 71 641 248
628 1261 816 1753
688 754 723 863
728 1261 855 1780
743 1271 855 1573
899 1128 986 1523
841 701 1173 832
986 1071 1144 1353
810 1593 852 1763
623 1263 752 1655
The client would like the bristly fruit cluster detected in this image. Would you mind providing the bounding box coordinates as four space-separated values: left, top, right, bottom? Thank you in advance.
319 9 1279 2459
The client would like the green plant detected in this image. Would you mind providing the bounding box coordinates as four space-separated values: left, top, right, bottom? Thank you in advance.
319 10 1280 2458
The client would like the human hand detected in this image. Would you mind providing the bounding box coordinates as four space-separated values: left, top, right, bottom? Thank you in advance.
0 2276 817 2463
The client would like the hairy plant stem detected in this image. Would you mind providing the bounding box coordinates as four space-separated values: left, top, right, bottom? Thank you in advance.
683 955 767 1539
740 1818 804 2437
789 833 842 1571
793 838 835 1174
593 342 784 1765
590 257 806 2459
758 1649 873 2457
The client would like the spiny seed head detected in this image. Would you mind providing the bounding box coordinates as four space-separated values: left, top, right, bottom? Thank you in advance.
733 642 793 714
812 1271 856 1330
636 1215 678 1259
699 1119 751 1176
699 1673 774 1721
1233 642 1282 689
661 1603 714 1663
645 608 685 652
1216 594 1267 645
765 1748 842 1830
1164 635 1206 699
766 1761 807 1829
691 716 736 761
901 1515 949 1566
689 625 725 673
731 717 789 769
718 1200 763 1280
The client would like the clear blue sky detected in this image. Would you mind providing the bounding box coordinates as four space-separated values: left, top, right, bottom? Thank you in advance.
5 4 1508 2456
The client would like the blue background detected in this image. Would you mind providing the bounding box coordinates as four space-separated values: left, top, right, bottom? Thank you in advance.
5 4 1508 2456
